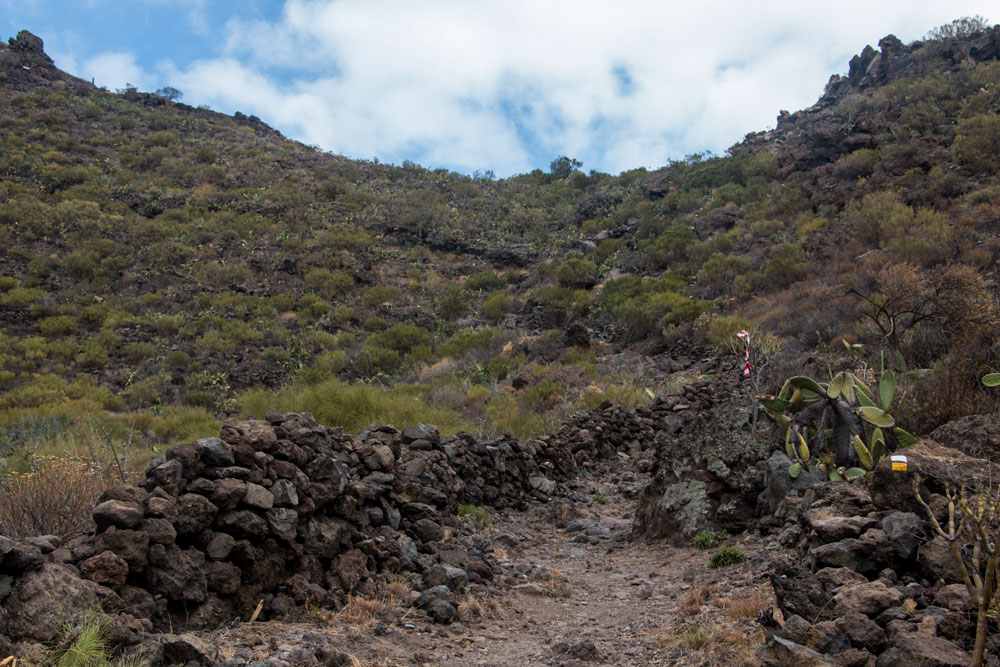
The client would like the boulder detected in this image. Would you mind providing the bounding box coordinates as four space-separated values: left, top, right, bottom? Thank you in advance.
422 564 468 592
777 614 835 653
0 539 44 574
636 399 768 540
876 632 970 667
160 632 218 663
808 515 877 542
334 549 369 592
869 440 998 514
930 414 1000 463
79 550 129 590
174 494 218 535
145 544 207 602
415 584 456 624
197 437 235 467
96 527 149 571
880 511 922 561
772 562 839 622
3 563 122 642
757 635 837 666
833 580 902 617
918 535 964 584
92 500 144 531
934 584 972 613
834 611 886 652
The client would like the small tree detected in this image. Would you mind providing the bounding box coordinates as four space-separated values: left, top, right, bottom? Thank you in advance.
913 477 999 667
154 86 183 101
925 15 990 41
848 256 998 370
549 156 582 179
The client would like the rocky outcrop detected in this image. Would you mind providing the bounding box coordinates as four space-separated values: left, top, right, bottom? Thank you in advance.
758 438 996 665
634 380 769 541
0 30 94 94
930 413 1000 463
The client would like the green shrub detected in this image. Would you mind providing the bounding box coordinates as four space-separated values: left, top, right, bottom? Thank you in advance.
519 379 565 412
76 338 109 368
485 394 550 439
38 315 77 337
304 267 354 297
437 283 469 319
953 112 1000 172
363 316 387 331
693 531 718 550
236 378 471 435
0 276 17 292
302 329 338 352
762 243 807 284
438 328 497 358
125 373 172 408
705 315 752 348
557 256 598 287
355 345 400 376
299 349 349 384
149 405 220 443
593 493 608 505
697 253 751 289
333 306 354 324
465 270 505 291
482 289 515 322
261 346 292 365
458 504 491 524
369 323 430 352
362 284 403 307
2 287 46 308
708 545 744 568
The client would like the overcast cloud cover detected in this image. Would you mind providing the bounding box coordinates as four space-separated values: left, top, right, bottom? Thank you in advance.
2 1 996 176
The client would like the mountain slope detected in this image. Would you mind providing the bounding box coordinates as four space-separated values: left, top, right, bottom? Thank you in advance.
0 22 998 454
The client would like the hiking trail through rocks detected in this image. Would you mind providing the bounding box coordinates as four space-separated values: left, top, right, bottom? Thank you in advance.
202 461 776 666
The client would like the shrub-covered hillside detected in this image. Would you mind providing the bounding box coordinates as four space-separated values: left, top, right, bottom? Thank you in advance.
0 20 998 459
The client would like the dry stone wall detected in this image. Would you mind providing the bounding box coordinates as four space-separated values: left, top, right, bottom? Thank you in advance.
0 390 713 655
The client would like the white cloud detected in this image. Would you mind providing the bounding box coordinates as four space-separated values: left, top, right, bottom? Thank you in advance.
128 1 1000 174
84 51 154 91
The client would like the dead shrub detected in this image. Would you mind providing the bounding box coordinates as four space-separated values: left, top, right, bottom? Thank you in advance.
678 584 712 616
457 592 501 621
719 589 771 620
0 456 106 537
334 595 387 626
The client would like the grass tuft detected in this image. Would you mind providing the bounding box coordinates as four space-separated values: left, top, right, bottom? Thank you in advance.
708 545 745 568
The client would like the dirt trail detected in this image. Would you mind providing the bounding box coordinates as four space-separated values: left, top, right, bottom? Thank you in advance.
206 468 775 666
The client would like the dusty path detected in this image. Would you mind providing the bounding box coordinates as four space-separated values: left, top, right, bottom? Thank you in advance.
206 470 775 666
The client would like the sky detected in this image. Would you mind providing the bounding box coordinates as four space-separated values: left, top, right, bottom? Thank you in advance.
1 1 995 177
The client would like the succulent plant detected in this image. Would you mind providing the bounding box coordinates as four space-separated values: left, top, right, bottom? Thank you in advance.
760 369 917 481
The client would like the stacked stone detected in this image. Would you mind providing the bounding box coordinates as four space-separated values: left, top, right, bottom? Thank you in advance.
759 441 1000 666
2 374 740 655
4 398 677 649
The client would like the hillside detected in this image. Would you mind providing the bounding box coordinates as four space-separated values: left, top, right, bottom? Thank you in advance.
0 23 999 458
2 19 1000 667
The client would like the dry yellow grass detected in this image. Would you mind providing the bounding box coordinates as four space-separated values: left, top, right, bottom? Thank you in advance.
718 588 770 620
457 591 501 621
678 584 712 617
334 595 388 626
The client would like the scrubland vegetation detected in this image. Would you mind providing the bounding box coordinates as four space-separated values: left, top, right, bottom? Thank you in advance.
0 21 998 484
